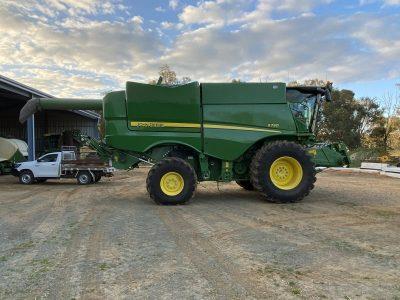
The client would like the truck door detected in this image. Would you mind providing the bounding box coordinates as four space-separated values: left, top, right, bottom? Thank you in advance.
34 153 60 178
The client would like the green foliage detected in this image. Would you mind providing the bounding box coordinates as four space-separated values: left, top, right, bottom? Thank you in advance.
317 90 383 150
149 64 191 85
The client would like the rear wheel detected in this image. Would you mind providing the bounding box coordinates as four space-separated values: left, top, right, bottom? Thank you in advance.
236 180 254 191
19 170 34 184
146 157 197 205
77 171 92 185
250 141 315 203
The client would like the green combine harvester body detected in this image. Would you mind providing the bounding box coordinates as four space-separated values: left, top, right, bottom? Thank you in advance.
20 80 349 204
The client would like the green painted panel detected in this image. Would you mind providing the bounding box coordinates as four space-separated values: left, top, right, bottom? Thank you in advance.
103 91 126 119
126 81 201 132
105 120 202 153
203 128 293 161
203 104 296 132
201 82 286 104
202 103 297 160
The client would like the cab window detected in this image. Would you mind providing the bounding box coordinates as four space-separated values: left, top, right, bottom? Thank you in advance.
38 154 58 163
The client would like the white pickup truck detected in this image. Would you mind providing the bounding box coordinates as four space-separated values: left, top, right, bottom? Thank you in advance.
12 151 114 185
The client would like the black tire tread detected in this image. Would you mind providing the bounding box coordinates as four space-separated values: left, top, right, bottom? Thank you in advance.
250 140 316 203
146 157 197 205
235 180 254 191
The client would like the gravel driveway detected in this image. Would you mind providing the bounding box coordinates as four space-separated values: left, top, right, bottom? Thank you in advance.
0 168 399 299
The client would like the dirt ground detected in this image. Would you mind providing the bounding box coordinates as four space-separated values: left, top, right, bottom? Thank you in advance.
0 168 399 299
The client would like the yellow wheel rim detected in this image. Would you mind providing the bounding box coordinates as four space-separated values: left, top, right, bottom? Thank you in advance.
160 172 184 196
269 156 303 190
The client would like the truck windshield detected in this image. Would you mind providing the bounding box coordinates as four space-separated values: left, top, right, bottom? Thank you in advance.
38 153 58 162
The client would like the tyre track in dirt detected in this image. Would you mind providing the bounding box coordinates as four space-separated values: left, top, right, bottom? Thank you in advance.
156 205 276 299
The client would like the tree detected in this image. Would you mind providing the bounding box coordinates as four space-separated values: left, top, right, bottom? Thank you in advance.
159 64 177 85
287 78 327 87
149 64 191 85
378 91 400 152
317 89 369 150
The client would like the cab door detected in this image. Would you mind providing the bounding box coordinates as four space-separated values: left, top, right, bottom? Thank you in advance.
34 153 60 178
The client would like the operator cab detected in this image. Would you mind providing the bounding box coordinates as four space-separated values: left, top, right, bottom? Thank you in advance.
286 83 332 133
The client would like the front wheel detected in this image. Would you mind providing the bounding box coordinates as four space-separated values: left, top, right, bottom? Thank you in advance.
146 157 197 205
250 141 316 203
19 170 34 184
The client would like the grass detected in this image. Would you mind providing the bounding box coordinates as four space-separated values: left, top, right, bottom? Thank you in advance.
98 263 110 271
14 241 35 250
291 288 301 296
28 258 54 280
0 256 8 262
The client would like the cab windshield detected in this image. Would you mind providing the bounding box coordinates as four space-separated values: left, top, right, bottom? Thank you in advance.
289 96 316 128
286 89 318 132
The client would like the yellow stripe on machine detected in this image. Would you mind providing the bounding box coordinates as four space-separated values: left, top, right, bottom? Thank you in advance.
204 123 281 133
130 121 281 133
130 121 200 128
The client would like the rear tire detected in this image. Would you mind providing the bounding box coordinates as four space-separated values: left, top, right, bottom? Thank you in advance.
146 157 197 205
77 171 93 185
236 180 254 191
250 141 315 203
19 170 34 184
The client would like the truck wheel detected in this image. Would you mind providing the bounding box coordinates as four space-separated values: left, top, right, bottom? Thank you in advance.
146 157 197 205
250 141 316 203
77 171 92 185
19 170 34 184
236 180 254 191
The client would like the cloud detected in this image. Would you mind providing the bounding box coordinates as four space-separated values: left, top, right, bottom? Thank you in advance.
131 15 144 24
169 0 179 10
155 6 166 12
0 0 399 98
161 21 174 29
162 11 400 83
383 0 400 5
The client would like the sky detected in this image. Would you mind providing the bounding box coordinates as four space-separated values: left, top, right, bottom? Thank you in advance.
0 0 399 100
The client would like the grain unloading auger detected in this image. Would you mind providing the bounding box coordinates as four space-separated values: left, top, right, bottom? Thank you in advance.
20 81 350 205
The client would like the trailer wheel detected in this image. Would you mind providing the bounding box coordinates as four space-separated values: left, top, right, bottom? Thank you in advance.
236 180 254 191
77 171 92 185
146 157 197 205
19 170 34 184
250 141 316 203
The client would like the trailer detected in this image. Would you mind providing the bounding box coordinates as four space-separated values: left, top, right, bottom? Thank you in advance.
19 80 350 204
12 150 114 184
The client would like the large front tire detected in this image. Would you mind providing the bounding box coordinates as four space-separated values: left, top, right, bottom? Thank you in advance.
250 141 316 203
146 158 197 205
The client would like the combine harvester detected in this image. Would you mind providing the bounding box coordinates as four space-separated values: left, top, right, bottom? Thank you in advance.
19 80 349 204
0 137 28 175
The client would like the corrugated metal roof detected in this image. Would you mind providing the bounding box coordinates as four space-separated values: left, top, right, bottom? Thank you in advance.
0 74 100 120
